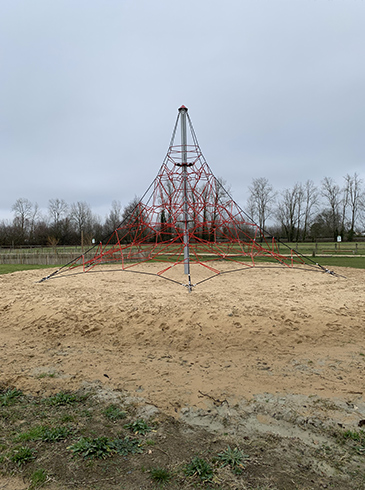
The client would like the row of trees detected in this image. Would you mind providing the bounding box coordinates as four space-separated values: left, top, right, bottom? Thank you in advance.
0 173 364 247
0 198 128 247
247 173 364 241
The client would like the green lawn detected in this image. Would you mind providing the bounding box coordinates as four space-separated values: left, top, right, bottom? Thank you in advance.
279 241 365 255
0 264 58 275
1 241 364 275
313 256 365 269
2 241 364 256
0 254 364 276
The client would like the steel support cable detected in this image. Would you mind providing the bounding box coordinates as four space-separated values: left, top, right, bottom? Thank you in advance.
42 260 342 289
194 263 332 286
44 266 186 286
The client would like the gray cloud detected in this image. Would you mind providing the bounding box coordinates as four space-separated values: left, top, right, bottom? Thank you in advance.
1 0 364 221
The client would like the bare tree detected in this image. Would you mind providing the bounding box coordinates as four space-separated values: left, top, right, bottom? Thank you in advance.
48 198 68 227
200 184 210 241
321 177 341 240
164 180 175 226
29 202 41 241
302 180 319 241
247 177 276 233
12 198 34 238
210 177 233 241
193 176 231 242
343 173 364 240
276 183 304 241
70 201 93 235
121 197 146 242
159 208 169 242
359 202 365 234
105 200 123 234
0 219 12 246
159 180 175 240
311 209 334 240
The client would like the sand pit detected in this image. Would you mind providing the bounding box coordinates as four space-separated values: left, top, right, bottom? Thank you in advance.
1 263 364 415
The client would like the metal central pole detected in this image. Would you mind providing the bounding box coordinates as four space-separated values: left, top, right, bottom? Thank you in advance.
179 106 191 283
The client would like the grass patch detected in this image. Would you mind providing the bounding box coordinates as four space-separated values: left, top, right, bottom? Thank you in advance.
29 468 47 489
102 404 127 420
283 241 365 256
0 388 23 406
68 436 115 460
43 391 86 406
1 386 364 489
68 435 143 459
184 456 213 482
216 446 249 474
10 446 35 466
317 256 365 269
16 425 73 442
111 436 143 456
342 429 365 443
36 371 57 379
334 428 365 456
59 413 76 423
150 466 172 483
0 241 364 278
0 264 56 275
124 418 152 435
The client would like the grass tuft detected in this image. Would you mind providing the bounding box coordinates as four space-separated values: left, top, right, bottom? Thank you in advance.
184 456 213 481
44 391 84 406
111 436 143 456
16 425 73 442
37 372 57 379
10 446 35 466
340 429 365 454
29 468 47 489
68 436 115 460
150 466 171 483
217 445 249 474
124 418 152 435
342 429 365 443
68 435 143 459
0 388 23 407
102 404 127 420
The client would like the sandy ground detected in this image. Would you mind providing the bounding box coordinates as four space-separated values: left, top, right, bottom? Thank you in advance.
0 263 364 417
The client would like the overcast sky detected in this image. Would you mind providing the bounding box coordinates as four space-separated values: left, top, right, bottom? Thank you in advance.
1 0 364 222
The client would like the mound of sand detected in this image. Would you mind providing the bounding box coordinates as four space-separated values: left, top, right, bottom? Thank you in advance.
0 264 364 414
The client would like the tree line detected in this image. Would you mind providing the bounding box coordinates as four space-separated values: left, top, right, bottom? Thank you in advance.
0 172 364 247
247 173 364 242
0 198 129 248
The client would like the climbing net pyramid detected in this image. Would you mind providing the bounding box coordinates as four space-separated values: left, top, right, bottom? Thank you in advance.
41 106 329 290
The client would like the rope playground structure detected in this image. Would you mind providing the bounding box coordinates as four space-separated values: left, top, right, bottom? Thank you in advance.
40 106 338 291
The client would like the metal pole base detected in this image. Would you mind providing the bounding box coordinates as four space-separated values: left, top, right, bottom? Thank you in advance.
183 274 194 293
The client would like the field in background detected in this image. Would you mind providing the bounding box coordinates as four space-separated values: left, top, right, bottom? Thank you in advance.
0 241 364 274
1 240 364 255
0 256 364 276
0 264 59 275
283 241 365 255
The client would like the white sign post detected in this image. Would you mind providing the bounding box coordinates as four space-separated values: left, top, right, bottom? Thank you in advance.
337 235 341 251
